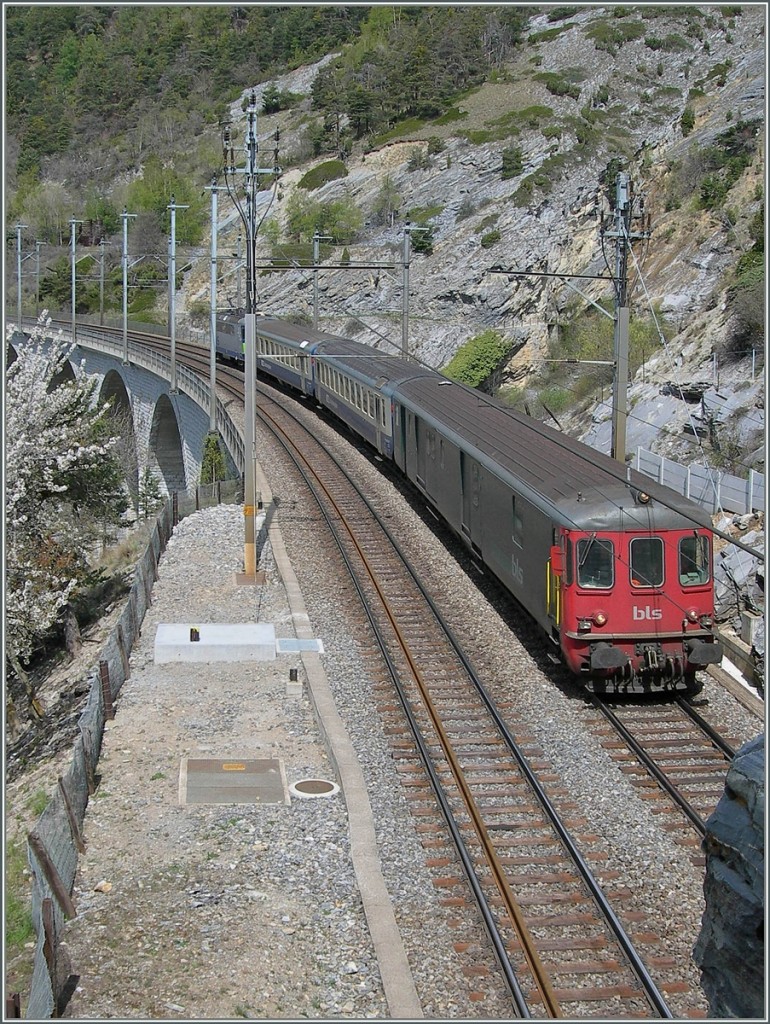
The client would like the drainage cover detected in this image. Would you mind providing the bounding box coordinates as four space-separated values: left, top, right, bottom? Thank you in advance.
180 757 289 805
289 778 340 800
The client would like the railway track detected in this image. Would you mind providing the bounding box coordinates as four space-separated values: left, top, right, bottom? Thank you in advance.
239 378 697 1018
586 695 739 864
50 324 735 1016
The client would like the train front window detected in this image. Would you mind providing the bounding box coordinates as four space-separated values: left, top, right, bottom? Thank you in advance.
630 537 664 588
679 534 710 586
577 536 614 589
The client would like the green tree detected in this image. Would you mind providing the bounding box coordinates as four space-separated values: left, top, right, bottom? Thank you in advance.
126 155 205 244
200 433 227 484
501 145 524 179
137 466 163 519
371 175 401 227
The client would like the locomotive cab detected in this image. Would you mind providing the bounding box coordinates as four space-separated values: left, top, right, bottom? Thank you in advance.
554 519 722 692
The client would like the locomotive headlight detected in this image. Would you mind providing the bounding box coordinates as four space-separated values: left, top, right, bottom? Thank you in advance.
686 608 699 623
593 610 608 627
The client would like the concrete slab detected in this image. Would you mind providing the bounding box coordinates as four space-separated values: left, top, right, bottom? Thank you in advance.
180 757 289 805
154 623 276 663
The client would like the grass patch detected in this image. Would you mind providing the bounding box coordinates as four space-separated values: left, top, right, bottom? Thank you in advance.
297 160 348 191
406 204 443 225
25 790 49 818
432 107 467 125
369 117 426 147
5 839 34 953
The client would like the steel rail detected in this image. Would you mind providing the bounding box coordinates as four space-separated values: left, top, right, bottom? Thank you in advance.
253 394 538 1016
592 696 708 837
35 319 675 1017
675 697 736 760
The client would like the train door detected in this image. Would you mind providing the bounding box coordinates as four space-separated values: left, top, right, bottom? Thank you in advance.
414 415 427 489
546 528 562 627
460 452 482 556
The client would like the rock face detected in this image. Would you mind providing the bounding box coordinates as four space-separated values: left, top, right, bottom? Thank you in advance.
693 734 765 1019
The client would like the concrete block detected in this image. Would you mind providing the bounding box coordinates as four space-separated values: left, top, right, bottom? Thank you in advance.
154 623 276 663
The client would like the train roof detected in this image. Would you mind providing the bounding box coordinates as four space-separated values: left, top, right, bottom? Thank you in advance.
394 376 714 533
256 318 342 347
316 337 437 390
255 320 433 387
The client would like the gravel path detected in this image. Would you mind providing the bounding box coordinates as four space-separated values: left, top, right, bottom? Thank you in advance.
61 402 764 1020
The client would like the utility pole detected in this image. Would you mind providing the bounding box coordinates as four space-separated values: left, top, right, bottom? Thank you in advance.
69 218 83 344
490 170 651 463
34 241 43 316
402 222 412 359
222 91 280 581
15 224 27 330
205 177 222 434
167 194 188 394
98 238 105 325
121 208 137 364
600 172 651 463
401 222 429 359
312 231 332 328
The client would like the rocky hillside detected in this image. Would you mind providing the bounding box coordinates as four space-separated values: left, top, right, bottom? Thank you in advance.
179 5 763 468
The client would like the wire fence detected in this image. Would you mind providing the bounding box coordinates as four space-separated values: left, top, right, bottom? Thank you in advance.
20 500 176 1020
18 476 248 1019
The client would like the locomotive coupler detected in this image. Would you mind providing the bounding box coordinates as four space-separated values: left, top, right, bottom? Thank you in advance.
643 646 660 670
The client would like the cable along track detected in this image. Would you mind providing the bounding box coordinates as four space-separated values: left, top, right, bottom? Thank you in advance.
589 695 737 861
253 386 679 1019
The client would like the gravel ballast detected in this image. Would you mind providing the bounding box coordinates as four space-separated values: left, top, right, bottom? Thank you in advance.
62 412 763 1019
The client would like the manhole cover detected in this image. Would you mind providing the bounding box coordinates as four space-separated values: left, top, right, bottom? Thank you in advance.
289 778 340 799
180 757 289 805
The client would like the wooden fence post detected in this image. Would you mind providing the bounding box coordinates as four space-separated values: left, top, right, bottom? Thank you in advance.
27 833 77 920
99 661 114 721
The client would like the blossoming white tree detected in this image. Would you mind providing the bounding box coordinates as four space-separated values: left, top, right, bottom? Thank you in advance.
5 315 129 718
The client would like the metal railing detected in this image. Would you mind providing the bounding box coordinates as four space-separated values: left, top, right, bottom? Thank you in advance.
636 447 764 515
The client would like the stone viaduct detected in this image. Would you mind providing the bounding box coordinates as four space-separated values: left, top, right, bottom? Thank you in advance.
8 319 243 504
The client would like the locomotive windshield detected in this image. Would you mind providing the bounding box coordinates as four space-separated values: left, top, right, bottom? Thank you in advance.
577 535 614 589
679 534 711 586
630 536 664 588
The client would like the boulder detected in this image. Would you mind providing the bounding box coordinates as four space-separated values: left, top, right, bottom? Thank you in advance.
693 734 764 1018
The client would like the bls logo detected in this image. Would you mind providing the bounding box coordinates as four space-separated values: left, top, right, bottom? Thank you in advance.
633 605 663 620
511 555 524 586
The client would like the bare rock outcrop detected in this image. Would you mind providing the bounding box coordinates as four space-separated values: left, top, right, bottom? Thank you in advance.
693 733 764 1019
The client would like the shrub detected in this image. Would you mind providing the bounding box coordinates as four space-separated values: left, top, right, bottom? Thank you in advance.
442 330 510 388
456 197 476 222
480 230 501 248
681 107 696 136
534 72 582 100
547 6 580 21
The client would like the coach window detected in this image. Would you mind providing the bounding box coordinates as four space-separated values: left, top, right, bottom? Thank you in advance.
512 495 523 548
679 534 710 586
630 536 664 588
577 536 614 589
